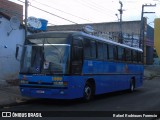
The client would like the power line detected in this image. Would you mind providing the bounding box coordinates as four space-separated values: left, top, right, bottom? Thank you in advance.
76 0 116 19
16 0 78 24
80 0 116 18
76 0 106 17
32 0 93 23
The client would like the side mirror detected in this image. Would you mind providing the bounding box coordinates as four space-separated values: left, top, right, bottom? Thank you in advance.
15 44 23 61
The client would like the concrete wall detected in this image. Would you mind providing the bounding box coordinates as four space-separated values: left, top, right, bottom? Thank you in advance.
0 15 25 85
48 21 141 34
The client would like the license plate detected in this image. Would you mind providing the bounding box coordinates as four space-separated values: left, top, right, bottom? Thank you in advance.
36 90 45 94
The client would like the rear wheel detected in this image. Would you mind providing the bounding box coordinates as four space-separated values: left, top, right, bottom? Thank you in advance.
83 82 94 102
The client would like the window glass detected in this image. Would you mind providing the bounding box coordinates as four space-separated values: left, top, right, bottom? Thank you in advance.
108 45 114 60
118 47 125 61
132 50 138 62
113 46 118 60
97 42 104 59
125 49 132 61
91 40 96 58
137 52 142 63
103 44 108 60
83 39 91 58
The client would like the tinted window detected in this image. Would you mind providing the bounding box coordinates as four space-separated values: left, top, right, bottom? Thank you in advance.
125 49 132 61
73 46 83 61
73 39 82 46
97 42 104 60
72 39 83 62
103 44 108 60
137 52 142 63
83 39 91 58
113 46 118 60
132 50 138 62
108 45 114 60
91 40 96 58
118 47 125 61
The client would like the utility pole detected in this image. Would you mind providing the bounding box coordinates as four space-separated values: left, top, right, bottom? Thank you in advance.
118 1 124 43
25 0 28 44
140 4 156 64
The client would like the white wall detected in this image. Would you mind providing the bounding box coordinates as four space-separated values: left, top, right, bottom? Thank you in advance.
0 16 25 84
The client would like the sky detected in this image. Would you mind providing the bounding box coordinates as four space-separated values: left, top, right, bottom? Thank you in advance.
8 0 160 27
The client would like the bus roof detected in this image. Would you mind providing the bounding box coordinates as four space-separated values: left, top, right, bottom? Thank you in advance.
27 31 143 52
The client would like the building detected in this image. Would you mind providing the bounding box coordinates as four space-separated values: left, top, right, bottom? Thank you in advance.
48 20 154 65
154 18 160 65
146 25 154 65
0 0 25 86
0 0 23 23
0 0 24 85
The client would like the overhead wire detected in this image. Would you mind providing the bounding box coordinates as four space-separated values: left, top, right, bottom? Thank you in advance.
16 0 78 24
80 0 117 18
76 0 117 20
32 0 93 23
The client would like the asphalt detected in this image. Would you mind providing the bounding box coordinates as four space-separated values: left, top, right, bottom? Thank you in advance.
0 85 31 108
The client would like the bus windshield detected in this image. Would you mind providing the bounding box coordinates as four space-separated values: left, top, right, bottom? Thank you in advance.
20 38 70 74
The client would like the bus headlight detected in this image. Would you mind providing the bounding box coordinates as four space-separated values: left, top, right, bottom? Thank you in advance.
20 80 28 84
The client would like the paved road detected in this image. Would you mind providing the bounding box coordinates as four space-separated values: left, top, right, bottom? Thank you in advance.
1 78 160 120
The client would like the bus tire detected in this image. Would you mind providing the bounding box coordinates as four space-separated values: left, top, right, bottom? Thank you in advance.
83 82 94 102
129 79 135 92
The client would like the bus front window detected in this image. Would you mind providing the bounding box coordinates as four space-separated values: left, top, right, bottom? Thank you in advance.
20 38 70 75
42 44 70 74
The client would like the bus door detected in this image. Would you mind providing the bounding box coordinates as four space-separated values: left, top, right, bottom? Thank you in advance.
71 37 83 74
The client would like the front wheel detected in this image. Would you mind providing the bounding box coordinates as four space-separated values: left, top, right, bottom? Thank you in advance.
83 82 94 102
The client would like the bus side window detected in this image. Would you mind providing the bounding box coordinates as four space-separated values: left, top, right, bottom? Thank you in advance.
97 42 104 60
103 44 108 60
132 50 138 63
118 47 125 61
83 39 91 58
90 40 96 59
137 52 142 63
108 45 114 60
113 46 118 60
72 39 83 74
73 40 83 59
125 49 132 62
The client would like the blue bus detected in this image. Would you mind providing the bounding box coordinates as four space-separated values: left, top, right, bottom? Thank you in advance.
17 31 143 101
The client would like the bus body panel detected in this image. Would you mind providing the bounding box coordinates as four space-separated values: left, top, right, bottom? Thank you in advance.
20 75 86 99
19 60 143 99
